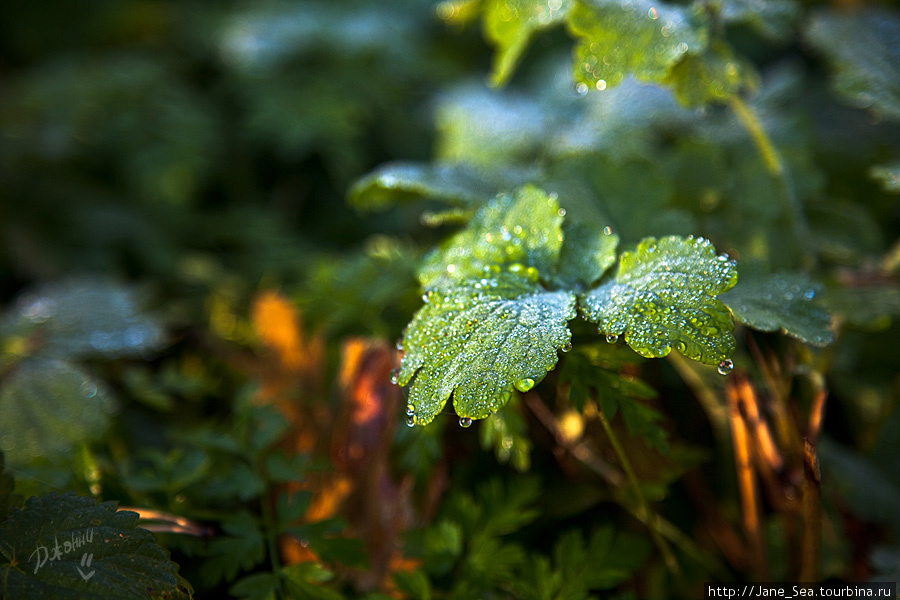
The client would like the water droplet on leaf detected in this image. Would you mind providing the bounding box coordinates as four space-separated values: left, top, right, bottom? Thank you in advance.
406 414 416 427
514 378 535 392
406 404 416 416
717 359 734 375
606 334 619 344
459 416 473 428
390 368 400 385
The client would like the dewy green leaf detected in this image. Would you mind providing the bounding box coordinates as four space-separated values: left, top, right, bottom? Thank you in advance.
398 186 575 424
567 0 707 91
0 358 115 467
720 273 833 347
0 492 190 600
418 185 566 290
399 274 575 424
484 0 572 86
805 8 900 122
581 236 737 364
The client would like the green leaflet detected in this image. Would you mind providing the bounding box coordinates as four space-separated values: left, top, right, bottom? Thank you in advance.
418 185 566 290
399 274 576 425
0 492 191 600
398 186 576 424
720 273 833 347
805 8 900 123
581 236 738 364
484 0 572 87
568 0 708 91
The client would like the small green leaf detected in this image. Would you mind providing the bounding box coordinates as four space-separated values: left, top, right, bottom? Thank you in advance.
9 277 166 360
200 512 265 585
720 273 833 347
568 0 708 91
419 184 565 289
0 358 115 467
0 492 189 600
805 8 900 122
555 220 619 288
484 0 572 86
400 275 575 424
581 236 738 364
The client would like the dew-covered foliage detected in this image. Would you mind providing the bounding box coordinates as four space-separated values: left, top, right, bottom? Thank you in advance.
2 0 900 598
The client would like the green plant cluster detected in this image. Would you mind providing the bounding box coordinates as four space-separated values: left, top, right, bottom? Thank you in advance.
1 0 900 598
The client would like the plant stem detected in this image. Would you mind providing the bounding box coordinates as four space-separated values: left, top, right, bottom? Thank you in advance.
800 439 822 583
730 95 815 268
597 406 681 577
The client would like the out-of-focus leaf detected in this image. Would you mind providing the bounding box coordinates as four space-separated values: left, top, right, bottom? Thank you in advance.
581 236 738 364
553 527 650 591
870 162 900 194
282 564 345 600
229 573 278 600
663 42 747 107
479 396 532 471
200 511 265 585
435 85 548 166
568 0 707 91
7 277 166 360
805 8 900 122
720 0 799 40
825 285 900 328
484 0 572 86
349 161 535 212
0 358 114 466
721 273 833 346
0 492 190 600
555 220 619 289
819 438 900 535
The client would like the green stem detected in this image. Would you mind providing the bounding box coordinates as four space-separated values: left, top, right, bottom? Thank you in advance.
730 96 815 268
255 458 283 597
597 406 681 576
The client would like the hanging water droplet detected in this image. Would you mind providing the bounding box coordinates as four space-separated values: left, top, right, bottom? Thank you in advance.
717 359 734 375
406 414 416 427
395 339 403 351
606 334 619 344
514 378 535 392
459 416 473 428
390 368 400 385
562 342 573 352
406 404 416 416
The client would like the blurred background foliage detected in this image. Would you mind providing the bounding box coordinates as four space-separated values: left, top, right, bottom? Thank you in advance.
1 0 900 598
